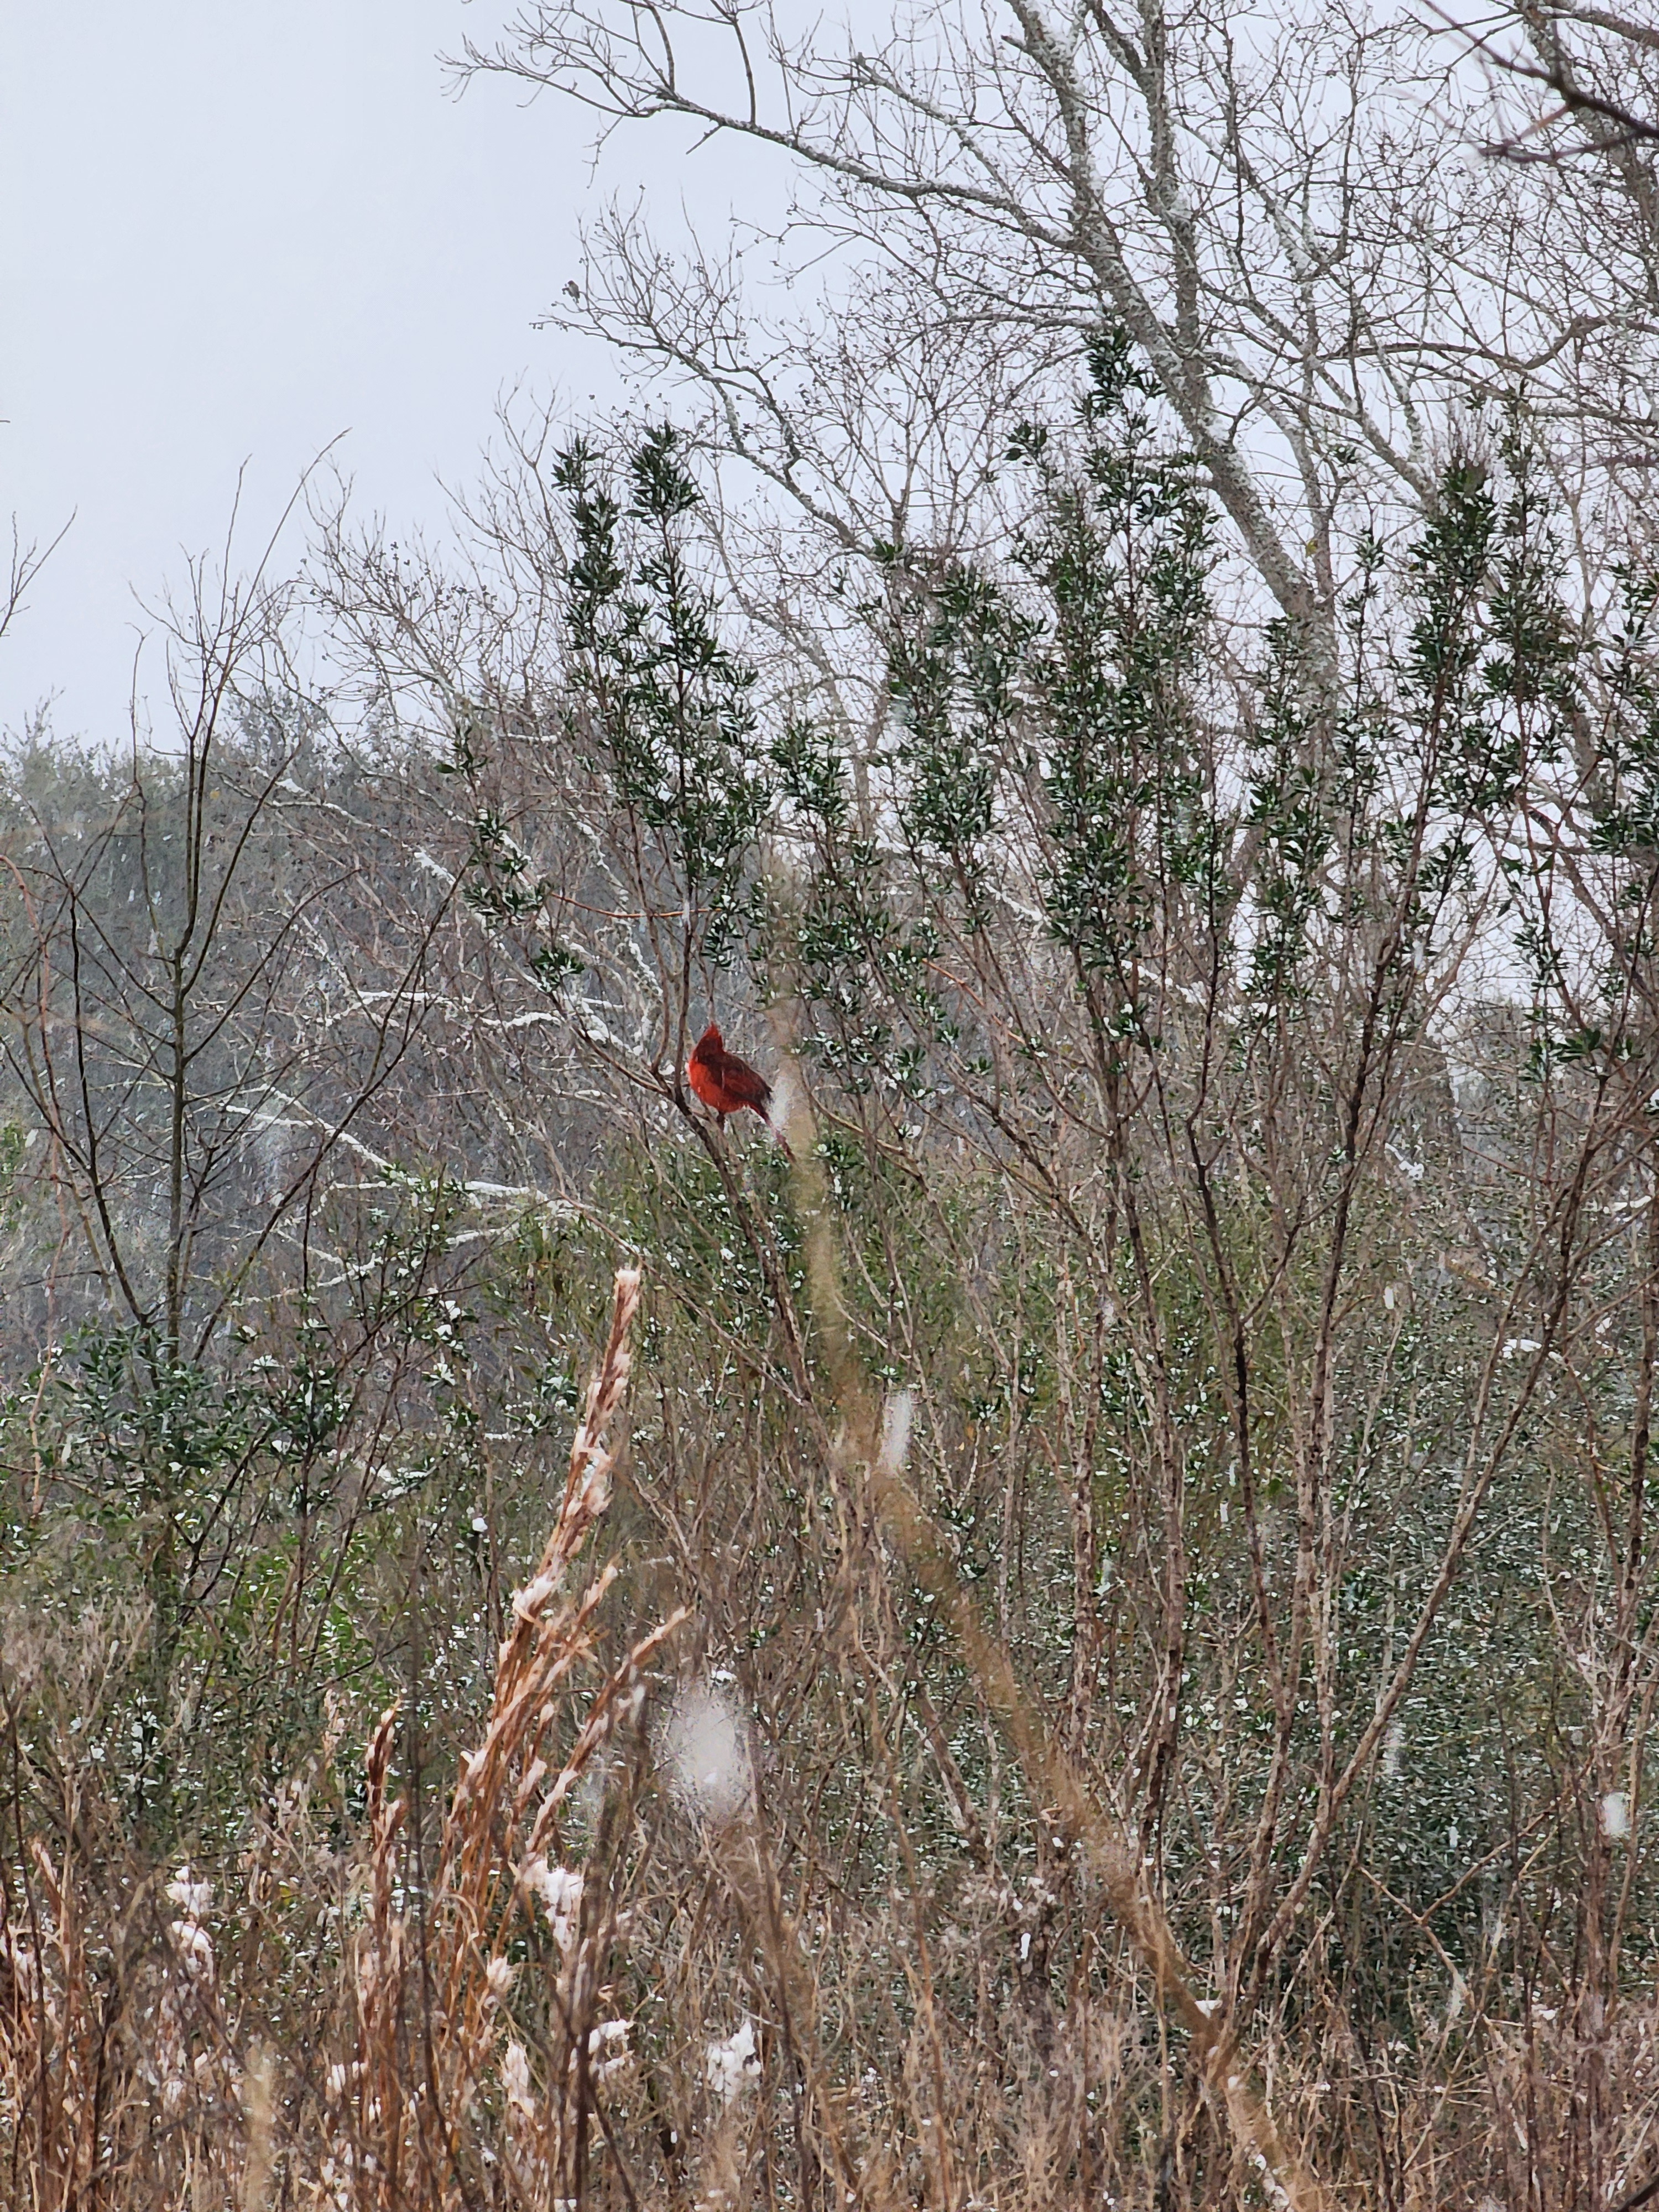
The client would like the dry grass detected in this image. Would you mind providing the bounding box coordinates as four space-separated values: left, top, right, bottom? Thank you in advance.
3 1259 1657 2211
3 1267 687 2211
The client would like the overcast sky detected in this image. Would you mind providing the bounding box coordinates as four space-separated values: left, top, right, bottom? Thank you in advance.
0 3 735 742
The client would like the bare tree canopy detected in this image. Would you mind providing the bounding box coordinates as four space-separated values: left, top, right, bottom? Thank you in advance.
463 0 1659 648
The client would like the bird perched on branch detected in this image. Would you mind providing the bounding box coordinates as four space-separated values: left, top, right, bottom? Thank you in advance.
688 1023 790 1155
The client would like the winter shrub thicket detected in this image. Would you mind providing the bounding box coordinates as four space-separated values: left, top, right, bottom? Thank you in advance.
4 361 1659 2209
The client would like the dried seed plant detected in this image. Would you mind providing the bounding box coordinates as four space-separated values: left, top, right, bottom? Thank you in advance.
335 1263 687 2211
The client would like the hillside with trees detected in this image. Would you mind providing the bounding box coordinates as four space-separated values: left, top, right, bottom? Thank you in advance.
3 2 1659 2206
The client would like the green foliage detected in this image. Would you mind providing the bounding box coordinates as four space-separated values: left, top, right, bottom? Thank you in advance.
1016 336 1222 988
555 427 769 963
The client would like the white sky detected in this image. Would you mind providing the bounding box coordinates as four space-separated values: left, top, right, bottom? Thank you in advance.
0 3 737 743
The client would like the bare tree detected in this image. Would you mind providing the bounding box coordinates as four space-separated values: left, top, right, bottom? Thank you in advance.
0 577 430 1368
461 0 1659 660
1444 1 1659 154
0 514 71 654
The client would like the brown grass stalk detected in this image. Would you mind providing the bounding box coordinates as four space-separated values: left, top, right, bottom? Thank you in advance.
341 1262 687 2211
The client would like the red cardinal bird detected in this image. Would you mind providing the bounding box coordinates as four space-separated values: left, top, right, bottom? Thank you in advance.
688 1023 789 1153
